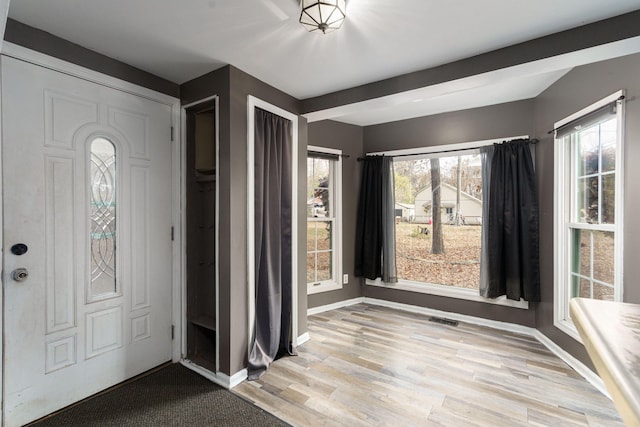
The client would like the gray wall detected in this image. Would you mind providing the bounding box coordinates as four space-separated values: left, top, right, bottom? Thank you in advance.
533 52 640 367
181 66 306 375
4 19 179 97
362 100 537 327
364 100 534 152
307 120 364 309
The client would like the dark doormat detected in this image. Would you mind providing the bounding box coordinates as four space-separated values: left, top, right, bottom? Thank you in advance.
29 363 290 426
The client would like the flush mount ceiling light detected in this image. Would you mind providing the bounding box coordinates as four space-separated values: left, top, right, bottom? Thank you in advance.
299 0 346 34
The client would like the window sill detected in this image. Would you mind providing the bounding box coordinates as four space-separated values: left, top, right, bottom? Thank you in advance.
365 278 529 309
307 281 342 295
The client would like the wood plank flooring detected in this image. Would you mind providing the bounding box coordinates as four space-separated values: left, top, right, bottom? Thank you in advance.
233 304 622 426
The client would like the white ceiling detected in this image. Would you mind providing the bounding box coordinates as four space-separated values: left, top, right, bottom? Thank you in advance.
8 0 640 125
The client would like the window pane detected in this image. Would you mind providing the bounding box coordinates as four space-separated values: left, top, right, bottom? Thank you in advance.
593 230 614 285
570 240 614 300
307 157 332 218
601 173 615 224
575 276 592 299
577 130 599 177
90 138 117 297
306 253 316 283
593 282 615 301
601 119 617 173
394 154 482 289
577 177 598 224
426 262 445 286
316 221 332 251
571 229 591 278
316 251 332 281
574 117 617 226
307 221 318 251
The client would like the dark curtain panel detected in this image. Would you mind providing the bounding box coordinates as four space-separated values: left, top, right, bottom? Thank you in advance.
486 139 540 302
248 108 294 380
355 156 383 280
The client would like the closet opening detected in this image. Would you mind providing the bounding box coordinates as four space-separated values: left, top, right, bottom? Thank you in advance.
185 98 218 372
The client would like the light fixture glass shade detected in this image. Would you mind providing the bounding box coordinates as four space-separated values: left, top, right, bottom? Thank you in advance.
300 0 346 34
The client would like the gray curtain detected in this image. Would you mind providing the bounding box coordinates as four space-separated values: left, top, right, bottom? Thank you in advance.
481 139 540 302
479 145 494 298
355 156 397 283
381 157 397 283
247 107 295 380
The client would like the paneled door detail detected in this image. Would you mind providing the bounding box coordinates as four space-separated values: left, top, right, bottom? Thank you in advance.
2 56 174 427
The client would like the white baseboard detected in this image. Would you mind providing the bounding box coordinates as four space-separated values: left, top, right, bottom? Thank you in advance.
363 297 530 335
307 297 365 316
181 332 310 389
227 368 249 388
180 360 247 389
532 330 609 398
361 297 610 400
297 332 310 346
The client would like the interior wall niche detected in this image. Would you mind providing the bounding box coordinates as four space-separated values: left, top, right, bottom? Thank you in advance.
185 99 217 371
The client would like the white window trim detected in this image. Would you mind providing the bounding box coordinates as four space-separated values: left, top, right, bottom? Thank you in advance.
553 90 625 342
365 135 530 309
307 145 343 295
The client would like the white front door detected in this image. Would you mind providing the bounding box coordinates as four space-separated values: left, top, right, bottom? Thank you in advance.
2 56 174 427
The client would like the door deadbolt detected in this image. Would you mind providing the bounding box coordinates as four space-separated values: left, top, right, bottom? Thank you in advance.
11 268 29 282
11 243 28 256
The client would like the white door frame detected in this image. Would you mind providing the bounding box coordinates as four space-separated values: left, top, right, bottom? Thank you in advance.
179 95 220 373
0 42 183 424
247 95 299 359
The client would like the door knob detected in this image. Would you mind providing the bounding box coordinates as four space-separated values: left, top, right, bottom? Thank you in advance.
11 268 29 282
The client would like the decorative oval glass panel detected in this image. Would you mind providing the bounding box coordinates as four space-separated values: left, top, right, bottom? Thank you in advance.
90 137 117 298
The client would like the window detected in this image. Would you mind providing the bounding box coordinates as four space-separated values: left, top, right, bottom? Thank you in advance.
89 137 118 301
366 138 531 309
554 91 624 340
394 153 483 289
307 146 342 294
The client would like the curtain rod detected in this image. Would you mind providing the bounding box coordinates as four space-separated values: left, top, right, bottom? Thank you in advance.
546 95 625 135
356 138 539 161
308 151 350 159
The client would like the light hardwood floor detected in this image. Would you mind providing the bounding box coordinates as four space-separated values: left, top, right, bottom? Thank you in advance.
234 304 622 426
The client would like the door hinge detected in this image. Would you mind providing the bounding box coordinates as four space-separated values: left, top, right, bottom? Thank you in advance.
171 226 175 241
171 325 175 340
170 126 174 142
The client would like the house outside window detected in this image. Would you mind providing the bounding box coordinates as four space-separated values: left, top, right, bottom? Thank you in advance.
307 146 342 294
554 91 625 341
